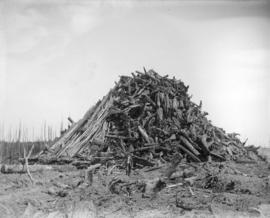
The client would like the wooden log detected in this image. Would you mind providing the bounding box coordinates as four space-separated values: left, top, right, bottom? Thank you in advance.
209 152 226 161
132 155 155 167
157 107 163 121
156 92 161 107
166 183 183 189
132 144 159 152
175 143 201 162
180 136 200 156
186 108 194 123
105 135 132 140
143 94 156 107
172 98 179 110
199 134 210 153
68 117 74 124
138 126 152 143
0 164 53 174
144 166 163 172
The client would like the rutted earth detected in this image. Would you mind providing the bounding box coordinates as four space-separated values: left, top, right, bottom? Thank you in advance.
0 160 270 218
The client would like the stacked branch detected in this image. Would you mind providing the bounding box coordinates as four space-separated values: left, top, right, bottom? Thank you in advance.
50 69 253 168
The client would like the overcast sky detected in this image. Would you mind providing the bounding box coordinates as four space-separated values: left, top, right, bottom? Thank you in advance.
0 0 269 145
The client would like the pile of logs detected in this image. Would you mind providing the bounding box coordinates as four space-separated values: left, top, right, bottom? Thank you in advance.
50 69 252 168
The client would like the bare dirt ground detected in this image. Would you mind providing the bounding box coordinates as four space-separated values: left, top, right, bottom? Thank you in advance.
0 160 270 218
0 158 270 218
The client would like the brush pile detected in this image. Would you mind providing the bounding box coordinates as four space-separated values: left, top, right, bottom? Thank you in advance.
50 69 255 168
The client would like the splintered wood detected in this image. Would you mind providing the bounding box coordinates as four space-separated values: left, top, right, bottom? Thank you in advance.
50 69 255 171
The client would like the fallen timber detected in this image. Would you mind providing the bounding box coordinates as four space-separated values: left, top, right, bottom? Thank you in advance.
47 69 260 171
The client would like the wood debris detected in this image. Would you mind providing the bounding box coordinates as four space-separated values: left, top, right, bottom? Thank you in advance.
48 69 257 172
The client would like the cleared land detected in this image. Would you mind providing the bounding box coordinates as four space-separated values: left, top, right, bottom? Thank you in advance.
0 158 270 218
